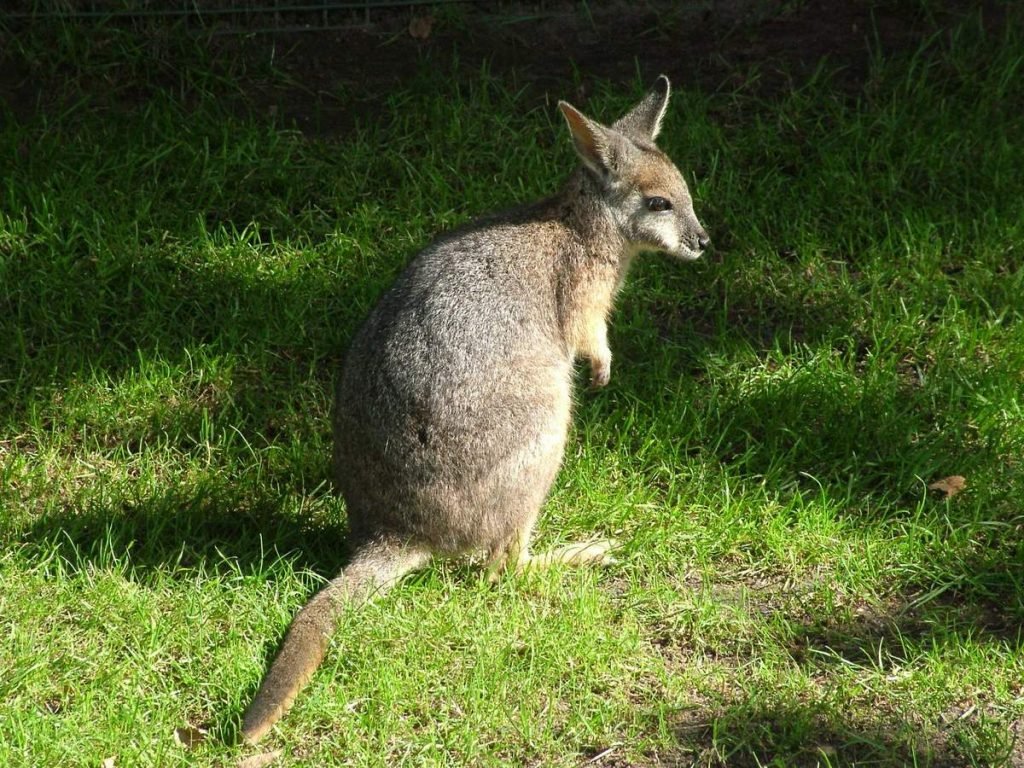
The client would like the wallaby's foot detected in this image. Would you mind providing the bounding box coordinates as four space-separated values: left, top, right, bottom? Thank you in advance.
526 539 619 570
589 352 612 388
487 538 618 582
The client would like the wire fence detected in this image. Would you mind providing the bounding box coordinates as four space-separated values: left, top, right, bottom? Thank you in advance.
3 1 743 36
2 1 506 31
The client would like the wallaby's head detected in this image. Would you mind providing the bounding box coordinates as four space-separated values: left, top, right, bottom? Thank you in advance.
558 76 710 261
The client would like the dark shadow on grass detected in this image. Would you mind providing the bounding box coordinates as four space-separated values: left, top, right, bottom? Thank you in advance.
787 590 1024 670
635 568 1023 765
19 482 353 583
592 230 1024 625
659 699 1007 768
616 575 1023 766
721 594 1023 766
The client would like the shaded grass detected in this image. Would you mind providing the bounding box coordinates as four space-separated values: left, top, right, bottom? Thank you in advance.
2 10 1023 767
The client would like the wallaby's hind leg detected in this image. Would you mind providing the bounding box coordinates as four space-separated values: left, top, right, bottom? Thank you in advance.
485 510 538 583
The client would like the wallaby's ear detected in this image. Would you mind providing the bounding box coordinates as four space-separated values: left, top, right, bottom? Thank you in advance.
558 100 620 177
613 74 671 141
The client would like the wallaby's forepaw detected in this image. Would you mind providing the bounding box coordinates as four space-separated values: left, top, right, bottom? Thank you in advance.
589 354 612 388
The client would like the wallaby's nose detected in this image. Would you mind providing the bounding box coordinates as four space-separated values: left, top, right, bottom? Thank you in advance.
697 233 711 251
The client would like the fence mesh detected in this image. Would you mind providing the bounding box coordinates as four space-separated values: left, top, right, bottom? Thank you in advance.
3 0 495 30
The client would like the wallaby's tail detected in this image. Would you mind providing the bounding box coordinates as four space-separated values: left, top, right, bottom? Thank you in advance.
240 537 429 744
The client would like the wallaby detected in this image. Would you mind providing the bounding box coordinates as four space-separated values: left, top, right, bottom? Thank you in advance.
240 75 709 744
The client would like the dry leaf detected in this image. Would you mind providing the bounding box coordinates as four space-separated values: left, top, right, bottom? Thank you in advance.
237 750 283 768
583 744 620 764
408 15 433 40
928 475 966 498
101 758 116 768
173 725 208 749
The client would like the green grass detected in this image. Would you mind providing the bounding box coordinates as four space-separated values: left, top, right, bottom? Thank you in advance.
2 11 1024 768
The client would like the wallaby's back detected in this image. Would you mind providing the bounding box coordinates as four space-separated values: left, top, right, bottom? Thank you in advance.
334 202 591 553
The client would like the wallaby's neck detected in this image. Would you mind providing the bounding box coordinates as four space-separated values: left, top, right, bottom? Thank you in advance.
555 168 629 264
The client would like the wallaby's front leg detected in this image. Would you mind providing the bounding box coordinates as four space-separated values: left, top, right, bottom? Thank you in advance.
563 267 617 388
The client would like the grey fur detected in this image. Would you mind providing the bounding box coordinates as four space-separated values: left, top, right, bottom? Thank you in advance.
240 75 708 744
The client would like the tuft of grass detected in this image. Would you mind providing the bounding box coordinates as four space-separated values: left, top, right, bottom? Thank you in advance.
2 10 1023 767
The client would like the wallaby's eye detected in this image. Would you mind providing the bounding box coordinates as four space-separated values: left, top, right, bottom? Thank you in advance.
645 196 673 212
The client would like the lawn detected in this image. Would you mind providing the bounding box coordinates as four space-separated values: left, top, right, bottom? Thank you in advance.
1 7 1022 767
